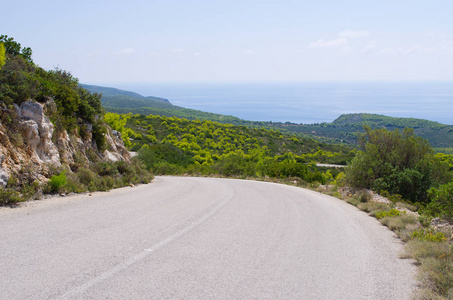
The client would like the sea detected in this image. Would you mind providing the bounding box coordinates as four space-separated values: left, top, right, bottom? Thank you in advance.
115 81 453 125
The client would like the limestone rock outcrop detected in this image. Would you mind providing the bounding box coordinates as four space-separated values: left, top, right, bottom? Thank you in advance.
0 99 130 187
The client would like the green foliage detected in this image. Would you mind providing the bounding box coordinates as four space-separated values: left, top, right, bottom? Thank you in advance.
375 208 404 219
0 36 107 143
107 113 346 183
90 82 453 150
403 239 453 298
0 42 5 69
81 84 175 109
83 83 453 150
380 214 418 231
411 228 447 242
345 126 449 203
0 36 154 204
92 121 108 152
0 188 23 206
77 167 96 187
0 35 32 62
49 171 67 193
53 160 152 194
426 182 453 222
288 113 453 149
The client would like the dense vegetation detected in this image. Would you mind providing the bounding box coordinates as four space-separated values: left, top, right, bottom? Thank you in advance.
105 112 354 182
0 36 152 205
339 126 453 299
84 85 453 152
274 113 453 150
80 84 175 110
0 35 107 147
345 126 453 216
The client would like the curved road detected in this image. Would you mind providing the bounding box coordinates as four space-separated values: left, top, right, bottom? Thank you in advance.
0 176 416 299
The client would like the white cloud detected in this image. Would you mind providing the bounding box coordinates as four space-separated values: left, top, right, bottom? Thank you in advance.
113 47 136 55
424 35 453 54
171 48 185 53
309 29 370 51
309 38 348 48
86 51 101 57
362 41 377 53
338 30 370 39
147 51 159 57
399 45 420 55
378 48 396 55
244 49 255 55
378 46 420 56
193 52 202 57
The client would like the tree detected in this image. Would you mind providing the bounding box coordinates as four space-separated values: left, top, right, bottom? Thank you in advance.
0 35 32 61
426 182 453 222
0 43 5 69
346 126 440 203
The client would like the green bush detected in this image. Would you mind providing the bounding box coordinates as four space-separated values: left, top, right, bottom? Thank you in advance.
116 161 133 176
153 161 180 175
92 121 107 152
21 180 41 200
375 208 404 219
77 167 97 186
0 188 23 205
411 228 447 242
49 171 67 193
345 127 443 203
137 145 157 170
65 173 85 193
426 182 453 222
96 161 118 176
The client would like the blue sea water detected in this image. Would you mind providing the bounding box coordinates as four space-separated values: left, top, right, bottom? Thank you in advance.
116 82 453 125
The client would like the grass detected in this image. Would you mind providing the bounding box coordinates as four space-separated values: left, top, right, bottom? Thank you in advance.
380 214 418 231
357 201 389 213
401 239 453 299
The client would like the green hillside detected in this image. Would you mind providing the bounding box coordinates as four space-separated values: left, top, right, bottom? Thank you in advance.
105 112 354 179
83 84 453 150
277 113 453 149
81 84 176 110
82 84 249 123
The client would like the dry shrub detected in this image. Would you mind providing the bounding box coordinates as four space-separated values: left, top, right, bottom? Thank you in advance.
380 214 418 231
402 239 450 262
357 201 389 213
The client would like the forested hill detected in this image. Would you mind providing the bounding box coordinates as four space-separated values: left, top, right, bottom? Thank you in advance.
332 113 445 129
83 84 453 150
81 84 176 110
82 84 246 124
278 113 453 150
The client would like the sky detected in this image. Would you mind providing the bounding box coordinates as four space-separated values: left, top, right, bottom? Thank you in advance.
2 0 453 84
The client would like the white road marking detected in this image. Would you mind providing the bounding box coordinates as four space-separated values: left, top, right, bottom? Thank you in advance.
56 190 233 299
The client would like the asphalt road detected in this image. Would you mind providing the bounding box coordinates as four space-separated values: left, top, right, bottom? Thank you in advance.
0 176 416 299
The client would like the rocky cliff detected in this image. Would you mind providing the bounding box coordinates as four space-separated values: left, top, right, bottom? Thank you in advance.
0 98 130 187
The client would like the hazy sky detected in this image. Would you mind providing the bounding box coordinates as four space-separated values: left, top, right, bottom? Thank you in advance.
2 0 452 83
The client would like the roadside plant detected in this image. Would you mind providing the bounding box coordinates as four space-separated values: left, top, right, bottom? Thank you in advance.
48 171 67 193
375 208 404 219
0 188 23 205
411 228 447 243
